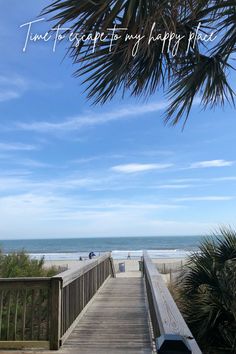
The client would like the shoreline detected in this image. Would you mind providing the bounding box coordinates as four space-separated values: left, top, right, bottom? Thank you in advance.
44 257 186 270
44 257 186 284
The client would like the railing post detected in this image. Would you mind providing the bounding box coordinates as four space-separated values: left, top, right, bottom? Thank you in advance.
82 274 85 308
109 255 116 278
50 277 62 350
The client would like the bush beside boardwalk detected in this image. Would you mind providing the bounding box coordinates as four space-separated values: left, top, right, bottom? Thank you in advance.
171 227 236 354
0 250 59 341
0 250 58 278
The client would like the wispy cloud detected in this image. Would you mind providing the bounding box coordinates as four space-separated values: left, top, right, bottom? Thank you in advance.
0 142 37 151
71 150 173 165
0 90 21 102
17 101 167 133
0 191 217 238
0 74 61 103
15 159 52 169
0 174 113 194
170 178 202 183
0 192 183 221
175 196 234 202
190 160 234 168
0 75 27 102
169 176 236 184
212 176 236 181
156 184 193 190
1 155 51 169
71 154 125 164
111 163 173 174
139 149 173 157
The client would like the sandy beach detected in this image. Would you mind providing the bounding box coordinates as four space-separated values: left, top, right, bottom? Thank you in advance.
44 257 186 284
44 257 186 270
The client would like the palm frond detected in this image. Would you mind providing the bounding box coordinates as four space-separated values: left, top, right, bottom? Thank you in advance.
174 226 236 351
165 53 235 126
43 0 236 124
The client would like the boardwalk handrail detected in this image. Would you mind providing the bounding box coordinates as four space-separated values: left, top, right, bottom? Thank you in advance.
0 277 51 350
0 253 115 351
56 253 113 287
51 252 115 349
143 251 202 354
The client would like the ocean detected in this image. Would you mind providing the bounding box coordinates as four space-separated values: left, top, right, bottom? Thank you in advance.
0 236 205 260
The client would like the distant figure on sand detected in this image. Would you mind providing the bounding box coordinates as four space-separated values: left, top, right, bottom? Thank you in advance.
89 251 96 260
79 256 83 261
127 252 131 259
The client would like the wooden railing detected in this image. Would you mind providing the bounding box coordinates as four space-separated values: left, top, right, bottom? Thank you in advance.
0 253 115 350
56 253 114 349
143 251 202 354
0 278 51 350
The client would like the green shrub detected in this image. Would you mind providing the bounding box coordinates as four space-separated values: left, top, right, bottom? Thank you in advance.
0 250 58 278
174 227 236 353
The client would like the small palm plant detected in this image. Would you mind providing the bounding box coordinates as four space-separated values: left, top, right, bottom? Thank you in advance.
175 227 236 353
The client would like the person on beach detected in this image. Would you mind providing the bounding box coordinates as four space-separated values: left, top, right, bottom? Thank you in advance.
89 251 96 259
127 252 131 259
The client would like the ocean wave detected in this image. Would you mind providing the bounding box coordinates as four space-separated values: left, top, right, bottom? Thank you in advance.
29 248 191 261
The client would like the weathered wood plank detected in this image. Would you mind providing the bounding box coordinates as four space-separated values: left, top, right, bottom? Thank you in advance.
49 278 62 350
6 291 11 340
14 290 19 340
143 251 202 354
0 340 50 350
55 253 112 288
59 276 111 346
62 277 152 353
22 289 27 340
0 290 4 339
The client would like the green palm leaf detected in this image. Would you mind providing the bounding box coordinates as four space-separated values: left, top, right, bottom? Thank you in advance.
43 0 236 125
175 227 236 352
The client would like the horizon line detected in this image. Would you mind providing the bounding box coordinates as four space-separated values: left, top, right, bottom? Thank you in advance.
0 234 209 241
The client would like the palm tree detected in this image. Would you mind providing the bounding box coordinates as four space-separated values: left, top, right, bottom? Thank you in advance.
43 1 235 126
175 227 236 353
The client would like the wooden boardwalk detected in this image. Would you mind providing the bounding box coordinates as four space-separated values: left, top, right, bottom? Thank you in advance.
0 255 202 354
62 277 153 354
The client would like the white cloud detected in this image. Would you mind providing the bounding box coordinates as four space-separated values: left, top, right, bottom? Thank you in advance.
71 153 125 164
170 178 202 183
0 74 61 103
213 176 236 181
190 160 234 168
17 101 167 133
175 196 234 202
0 191 217 238
169 176 236 184
0 90 21 102
0 173 115 194
111 163 172 174
74 202 183 210
71 150 173 165
18 159 52 168
0 192 187 238
0 142 37 151
139 149 173 157
0 75 28 102
156 184 192 190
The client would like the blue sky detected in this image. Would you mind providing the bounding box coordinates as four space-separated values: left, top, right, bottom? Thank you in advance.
0 0 236 239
